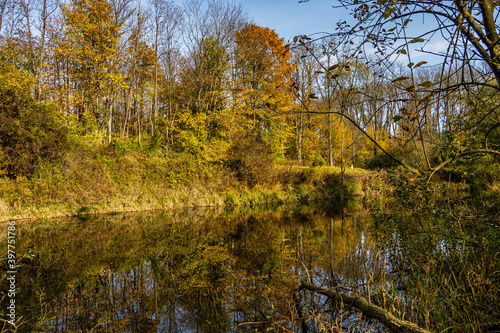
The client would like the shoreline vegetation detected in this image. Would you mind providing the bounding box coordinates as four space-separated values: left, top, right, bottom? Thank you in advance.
0 139 376 223
0 149 473 224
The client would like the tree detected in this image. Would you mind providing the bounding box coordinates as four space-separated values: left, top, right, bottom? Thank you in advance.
299 0 500 175
0 53 67 177
291 40 323 164
119 6 153 141
181 0 246 114
57 0 124 131
147 0 181 147
0 0 59 102
234 24 295 157
148 0 181 134
328 0 500 84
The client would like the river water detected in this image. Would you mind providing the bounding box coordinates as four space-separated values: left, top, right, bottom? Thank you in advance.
3 202 392 332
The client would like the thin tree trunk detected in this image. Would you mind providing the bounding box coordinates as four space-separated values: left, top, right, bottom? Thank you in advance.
153 36 158 133
297 106 303 163
108 103 113 144
328 99 333 166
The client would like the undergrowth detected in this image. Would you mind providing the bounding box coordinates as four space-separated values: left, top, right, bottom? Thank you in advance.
366 170 500 332
0 136 371 221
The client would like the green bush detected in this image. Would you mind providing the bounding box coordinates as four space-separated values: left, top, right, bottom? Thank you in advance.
309 153 326 167
364 151 400 170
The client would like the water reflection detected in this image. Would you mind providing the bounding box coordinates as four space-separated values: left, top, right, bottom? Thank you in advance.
2 204 385 332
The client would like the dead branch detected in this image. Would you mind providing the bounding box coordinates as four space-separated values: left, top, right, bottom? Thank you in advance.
299 282 431 333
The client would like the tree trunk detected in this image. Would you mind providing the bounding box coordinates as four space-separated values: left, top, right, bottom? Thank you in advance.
328 101 333 167
299 282 431 333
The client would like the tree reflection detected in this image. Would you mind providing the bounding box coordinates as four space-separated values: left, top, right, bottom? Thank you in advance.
5 205 382 332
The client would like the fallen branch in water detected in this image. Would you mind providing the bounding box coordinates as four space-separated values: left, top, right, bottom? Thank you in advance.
299 282 431 333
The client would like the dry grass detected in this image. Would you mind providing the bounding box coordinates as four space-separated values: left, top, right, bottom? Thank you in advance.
0 141 380 222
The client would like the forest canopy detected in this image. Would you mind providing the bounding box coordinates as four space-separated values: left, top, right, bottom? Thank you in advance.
0 0 498 185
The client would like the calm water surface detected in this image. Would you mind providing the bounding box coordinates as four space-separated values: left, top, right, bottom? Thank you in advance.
2 203 388 332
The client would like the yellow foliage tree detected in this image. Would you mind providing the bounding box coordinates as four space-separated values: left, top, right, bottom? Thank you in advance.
56 0 124 126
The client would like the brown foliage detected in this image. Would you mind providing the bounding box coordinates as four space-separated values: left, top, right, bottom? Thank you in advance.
0 87 68 178
227 135 275 186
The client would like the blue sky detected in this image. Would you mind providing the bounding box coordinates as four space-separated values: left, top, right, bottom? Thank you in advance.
243 0 346 41
172 0 446 65
244 0 448 66
242 1 444 64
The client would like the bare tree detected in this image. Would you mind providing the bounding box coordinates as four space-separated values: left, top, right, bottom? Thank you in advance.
148 0 181 134
0 0 8 32
181 0 247 113
292 40 321 163
297 0 500 174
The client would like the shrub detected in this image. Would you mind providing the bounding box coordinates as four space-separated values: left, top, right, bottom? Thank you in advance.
226 135 275 186
0 87 68 178
309 153 326 167
364 151 401 170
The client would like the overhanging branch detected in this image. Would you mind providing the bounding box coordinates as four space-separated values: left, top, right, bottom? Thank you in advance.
427 149 500 182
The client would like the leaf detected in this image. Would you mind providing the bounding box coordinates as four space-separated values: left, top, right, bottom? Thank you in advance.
413 61 427 68
382 7 396 19
407 62 414 68
406 85 415 92
377 0 388 4
391 76 410 83
397 49 407 55
418 94 432 106
293 36 298 43
410 38 425 43
392 115 404 122
418 80 434 87
328 64 339 71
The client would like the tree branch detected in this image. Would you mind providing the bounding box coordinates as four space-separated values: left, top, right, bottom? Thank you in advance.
299 282 430 333
428 148 500 182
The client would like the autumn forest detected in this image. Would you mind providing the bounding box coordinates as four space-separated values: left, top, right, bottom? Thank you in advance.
1 0 499 181
0 0 500 331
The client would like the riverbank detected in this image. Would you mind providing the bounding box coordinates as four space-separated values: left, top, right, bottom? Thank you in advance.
0 141 374 222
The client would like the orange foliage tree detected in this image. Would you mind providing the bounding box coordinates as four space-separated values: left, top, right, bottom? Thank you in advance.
233 24 295 158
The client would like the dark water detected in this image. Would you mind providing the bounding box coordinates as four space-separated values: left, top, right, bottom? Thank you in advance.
2 203 388 332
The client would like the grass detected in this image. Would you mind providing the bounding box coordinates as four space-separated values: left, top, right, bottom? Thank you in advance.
0 141 376 222
363 172 500 332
